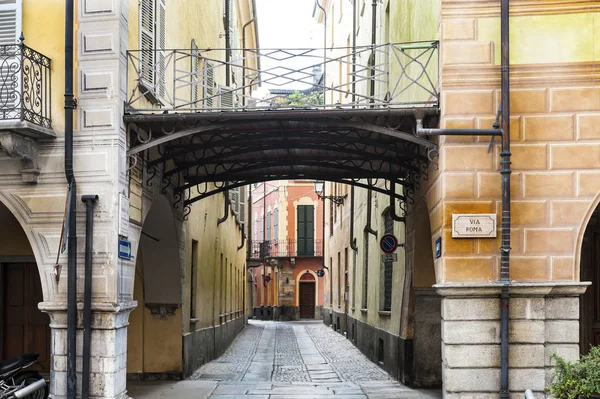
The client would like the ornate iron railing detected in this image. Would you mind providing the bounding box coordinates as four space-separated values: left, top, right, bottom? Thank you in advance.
248 239 324 260
125 41 438 113
0 42 51 128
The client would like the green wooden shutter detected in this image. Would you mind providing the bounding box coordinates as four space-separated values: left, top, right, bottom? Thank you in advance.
297 205 314 256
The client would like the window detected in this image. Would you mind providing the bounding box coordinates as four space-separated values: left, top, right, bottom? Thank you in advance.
381 208 393 312
273 207 279 243
139 0 166 101
267 210 272 242
253 216 257 241
0 0 22 109
260 209 264 240
297 205 314 256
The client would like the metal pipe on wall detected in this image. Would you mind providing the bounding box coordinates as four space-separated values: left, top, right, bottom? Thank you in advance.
349 186 358 251
364 179 377 237
499 0 512 397
64 0 77 397
81 195 98 399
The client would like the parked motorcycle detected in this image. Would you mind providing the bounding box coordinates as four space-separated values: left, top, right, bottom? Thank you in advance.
0 354 48 399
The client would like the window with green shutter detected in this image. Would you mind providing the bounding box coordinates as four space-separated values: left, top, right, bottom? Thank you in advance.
297 205 314 256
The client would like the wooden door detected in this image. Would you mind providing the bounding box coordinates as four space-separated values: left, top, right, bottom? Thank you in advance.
2 263 50 370
581 208 600 354
299 282 316 319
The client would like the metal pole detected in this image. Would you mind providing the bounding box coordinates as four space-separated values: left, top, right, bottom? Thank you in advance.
81 195 98 399
64 0 77 397
500 0 511 398
315 1 326 103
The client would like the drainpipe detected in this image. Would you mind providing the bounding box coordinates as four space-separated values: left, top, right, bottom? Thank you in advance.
81 195 98 399
218 192 230 225
225 0 231 86
389 181 405 223
241 1 257 105
369 0 377 103
364 179 377 237
499 0 512 397
315 1 326 102
351 0 357 106
64 0 77 397
349 186 358 251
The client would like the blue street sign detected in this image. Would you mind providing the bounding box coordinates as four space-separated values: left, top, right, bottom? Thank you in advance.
118 239 131 260
435 236 442 258
316 269 325 278
380 234 398 253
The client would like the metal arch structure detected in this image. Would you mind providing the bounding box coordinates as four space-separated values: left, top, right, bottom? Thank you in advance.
124 41 441 221
125 107 440 222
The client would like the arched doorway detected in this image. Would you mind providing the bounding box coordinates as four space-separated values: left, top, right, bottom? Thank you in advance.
299 272 316 319
580 205 600 354
0 202 50 371
127 194 183 379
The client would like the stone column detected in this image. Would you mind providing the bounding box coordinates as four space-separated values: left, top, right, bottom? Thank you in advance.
437 282 588 398
40 302 136 399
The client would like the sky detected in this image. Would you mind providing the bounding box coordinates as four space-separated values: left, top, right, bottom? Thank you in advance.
254 0 325 91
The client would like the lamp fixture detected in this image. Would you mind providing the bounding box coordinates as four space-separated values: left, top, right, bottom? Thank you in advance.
313 180 347 205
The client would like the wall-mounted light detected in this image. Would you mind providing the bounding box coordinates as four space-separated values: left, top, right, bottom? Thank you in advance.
313 180 347 205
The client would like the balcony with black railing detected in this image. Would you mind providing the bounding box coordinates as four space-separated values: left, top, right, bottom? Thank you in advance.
248 239 324 261
0 39 52 130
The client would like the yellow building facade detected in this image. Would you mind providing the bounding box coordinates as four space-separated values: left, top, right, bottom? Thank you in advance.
0 0 256 397
320 0 600 397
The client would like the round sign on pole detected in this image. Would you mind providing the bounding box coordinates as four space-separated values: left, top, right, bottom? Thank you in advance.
380 234 398 253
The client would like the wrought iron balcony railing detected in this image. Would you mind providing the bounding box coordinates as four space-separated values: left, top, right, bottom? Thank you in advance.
248 239 324 260
126 41 438 113
0 41 51 128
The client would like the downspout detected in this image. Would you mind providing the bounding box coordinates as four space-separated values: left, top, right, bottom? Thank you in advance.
241 2 257 106
225 0 231 86
322 184 328 269
389 181 405 223
349 186 358 251
351 0 357 106
369 0 377 103
499 0 511 397
364 179 377 237
81 195 98 399
64 0 77 397
217 192 230 225
315 1 326 102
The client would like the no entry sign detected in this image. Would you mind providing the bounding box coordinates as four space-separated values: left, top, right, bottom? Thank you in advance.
380 234 398 253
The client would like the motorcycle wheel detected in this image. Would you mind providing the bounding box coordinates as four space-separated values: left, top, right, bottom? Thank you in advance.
13 372 49 399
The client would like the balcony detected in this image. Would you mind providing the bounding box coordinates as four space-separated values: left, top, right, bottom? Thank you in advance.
248 239 324 261
0 40 53 183
125 41 438 114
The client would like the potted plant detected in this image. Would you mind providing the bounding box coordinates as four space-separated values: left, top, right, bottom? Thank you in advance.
548 345 600 399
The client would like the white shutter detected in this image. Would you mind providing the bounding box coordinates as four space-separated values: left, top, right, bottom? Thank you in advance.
139 0 155 88
0 0 20 45
239 186 246 225
156 0 166 98
203 60 215 109
0 0 21 115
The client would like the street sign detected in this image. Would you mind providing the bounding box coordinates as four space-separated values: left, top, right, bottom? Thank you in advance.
380 233 398 253
381 253 398 262
452 214 497 238
118 194 129 238
435 236 442 258
118 239 131 260
316 269 325 278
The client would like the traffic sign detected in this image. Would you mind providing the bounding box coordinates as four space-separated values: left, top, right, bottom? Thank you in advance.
380 234 398 253
316 269 325 278
381 253 398 262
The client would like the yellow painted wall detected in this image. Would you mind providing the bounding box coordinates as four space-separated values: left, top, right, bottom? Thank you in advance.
0 202 33 256
22 0 68 132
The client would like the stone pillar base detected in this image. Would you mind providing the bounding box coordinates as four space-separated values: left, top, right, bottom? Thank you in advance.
39 301 136 399
436 282 589 398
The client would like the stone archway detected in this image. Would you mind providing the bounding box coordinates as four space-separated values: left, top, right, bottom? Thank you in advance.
402 199 441 387
126 194 184 379
0 201 51 371
579 202 600 354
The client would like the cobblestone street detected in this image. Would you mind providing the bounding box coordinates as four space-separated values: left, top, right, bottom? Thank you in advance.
128 321 442 398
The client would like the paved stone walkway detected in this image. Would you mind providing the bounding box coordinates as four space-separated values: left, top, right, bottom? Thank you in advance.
128 320 442 399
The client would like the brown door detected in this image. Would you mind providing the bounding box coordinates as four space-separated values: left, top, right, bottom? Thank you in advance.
299 282 316 319
2 263 50 371
581 208 600 354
